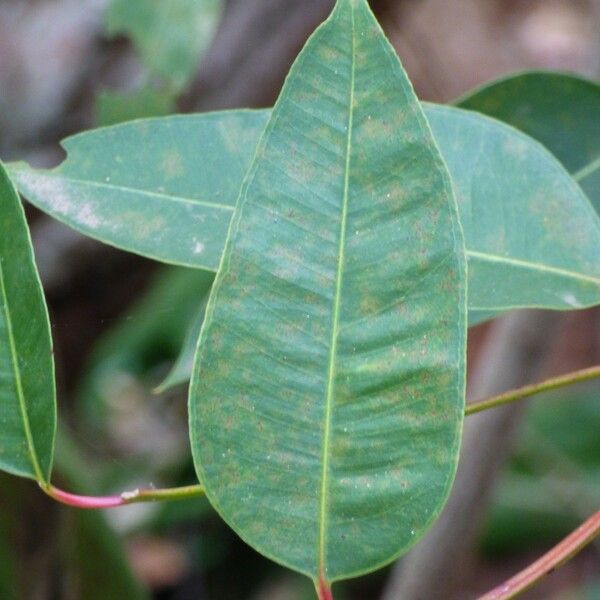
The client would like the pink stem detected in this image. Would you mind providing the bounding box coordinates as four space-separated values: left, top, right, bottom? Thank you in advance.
317 577 334 600
43 483 204 509
45 485 127 509
478 508 600 600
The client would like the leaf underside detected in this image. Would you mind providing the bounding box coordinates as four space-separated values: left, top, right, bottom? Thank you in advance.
0 162 55 482
190 0 466 583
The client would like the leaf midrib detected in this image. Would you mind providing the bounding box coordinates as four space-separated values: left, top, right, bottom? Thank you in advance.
15 169 235 214
0 260 44 483
574 154 600 184
318 1 356 580
466 250 600 285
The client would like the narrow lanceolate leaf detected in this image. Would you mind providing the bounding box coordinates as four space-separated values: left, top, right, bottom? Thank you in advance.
458 71 600 212
190 0 466 585
8 112 266 270
0 162 56 482
11 105 600 320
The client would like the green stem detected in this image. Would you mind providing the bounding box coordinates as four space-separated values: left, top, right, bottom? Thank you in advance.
478 508 600 600
466 365 600 416
43 483 204 509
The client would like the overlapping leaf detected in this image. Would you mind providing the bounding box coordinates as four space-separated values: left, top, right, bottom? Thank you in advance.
11 97 600 319
458 71 600 211
0 162 55 482
190 0 466 583
427 105 600 315
9 112 262 271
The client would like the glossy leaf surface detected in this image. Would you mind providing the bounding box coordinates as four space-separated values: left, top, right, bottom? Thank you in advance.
458 71 600 211
0 162 55 482
190 0 466 583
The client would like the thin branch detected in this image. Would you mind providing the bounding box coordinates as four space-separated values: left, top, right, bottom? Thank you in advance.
466 365 600 416
43 483 204 509
478 509 600 600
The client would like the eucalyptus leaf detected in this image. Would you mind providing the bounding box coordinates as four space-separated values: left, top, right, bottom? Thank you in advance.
457 71 600 211
11 97 600 320
164 95 600 389
0 162 55 482
190 0 466 584
427 105 600 315
9 111 262 272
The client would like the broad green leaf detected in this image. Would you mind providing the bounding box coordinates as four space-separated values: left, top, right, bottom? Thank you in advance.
11 100 600 320
190 0 466 584
9 111 262 272
106 0 222 90
96 88 175 127
457 71 600 212
0 162 55 482
426 105 600 315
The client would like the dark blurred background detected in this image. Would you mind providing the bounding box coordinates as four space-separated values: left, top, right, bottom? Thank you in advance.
0 1 599 599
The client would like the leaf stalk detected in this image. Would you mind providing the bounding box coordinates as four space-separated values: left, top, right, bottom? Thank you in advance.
316 578 334 600
43 483 204 509
40 365 599 510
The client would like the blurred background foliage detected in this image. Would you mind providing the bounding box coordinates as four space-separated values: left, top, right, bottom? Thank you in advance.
0 0 599 598
98 0 222 125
